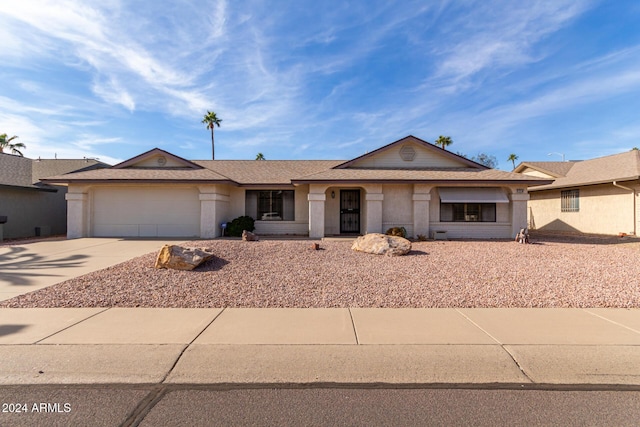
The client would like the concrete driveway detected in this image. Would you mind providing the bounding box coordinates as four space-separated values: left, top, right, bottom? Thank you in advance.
0 238 185 301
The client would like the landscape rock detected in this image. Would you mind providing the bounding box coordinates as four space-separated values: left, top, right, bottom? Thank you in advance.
351 233 412 256
154 245 215 270
242 230 259 241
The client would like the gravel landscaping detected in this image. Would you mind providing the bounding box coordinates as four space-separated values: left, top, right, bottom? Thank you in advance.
2 234 640 308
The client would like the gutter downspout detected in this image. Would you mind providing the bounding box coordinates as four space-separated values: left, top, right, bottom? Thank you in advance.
613 181 636 236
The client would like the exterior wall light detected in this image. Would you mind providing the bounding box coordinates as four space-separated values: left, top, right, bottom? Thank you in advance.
331 191 335 199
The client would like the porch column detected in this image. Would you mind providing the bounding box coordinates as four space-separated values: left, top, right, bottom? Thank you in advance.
365 192 384 234
510 190 530 238
66 191 88 239
199 185 229 238
308 193 326 238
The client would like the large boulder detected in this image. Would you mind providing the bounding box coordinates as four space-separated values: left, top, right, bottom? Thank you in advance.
351 233 412 256
154 245 215 270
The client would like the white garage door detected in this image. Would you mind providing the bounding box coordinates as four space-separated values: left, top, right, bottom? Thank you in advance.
92 186 200 237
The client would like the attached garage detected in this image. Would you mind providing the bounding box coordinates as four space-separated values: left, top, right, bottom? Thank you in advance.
91 186 200 237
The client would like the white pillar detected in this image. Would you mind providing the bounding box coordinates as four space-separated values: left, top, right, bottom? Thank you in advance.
510 190 530 237
365 193 384 234
308 193 326 238
66 192 88 239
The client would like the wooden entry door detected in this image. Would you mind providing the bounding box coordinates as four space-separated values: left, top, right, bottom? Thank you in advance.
340 190 360 233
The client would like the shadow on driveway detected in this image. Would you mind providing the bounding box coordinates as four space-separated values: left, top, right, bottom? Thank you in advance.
0 246 89 287
0 324 29 337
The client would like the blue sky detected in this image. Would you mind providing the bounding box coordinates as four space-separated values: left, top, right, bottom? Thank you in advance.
1 1 640 169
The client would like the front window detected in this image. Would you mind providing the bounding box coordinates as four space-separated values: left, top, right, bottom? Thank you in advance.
561 189 579 212
440 203 496 222
245 190 295 221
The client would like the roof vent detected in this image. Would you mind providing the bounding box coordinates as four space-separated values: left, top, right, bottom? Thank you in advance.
399 145 416 161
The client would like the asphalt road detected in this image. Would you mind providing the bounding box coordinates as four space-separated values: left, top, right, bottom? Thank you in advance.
1 385 640 426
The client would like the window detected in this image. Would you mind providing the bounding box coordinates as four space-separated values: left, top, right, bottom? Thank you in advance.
440 203 496 222
245 190 295 221
561 189 579 212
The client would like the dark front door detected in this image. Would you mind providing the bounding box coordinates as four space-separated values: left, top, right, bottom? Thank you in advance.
340 190 360 233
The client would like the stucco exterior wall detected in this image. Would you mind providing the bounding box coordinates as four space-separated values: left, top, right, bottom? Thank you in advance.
0 186 66 239
354 141 463 168
382 184 413 236
528 182 639 235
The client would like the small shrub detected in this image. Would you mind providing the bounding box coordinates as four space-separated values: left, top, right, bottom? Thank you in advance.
385 227 407 238
416 234 428 241
227 216 255 237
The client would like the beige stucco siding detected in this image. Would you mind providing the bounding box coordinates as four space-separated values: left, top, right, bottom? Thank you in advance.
521 168 555 178
528 183 638 235
91 185 200 237
382 184 413 236
353 141 463 168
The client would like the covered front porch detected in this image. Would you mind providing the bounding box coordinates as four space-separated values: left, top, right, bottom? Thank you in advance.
307 184 529 239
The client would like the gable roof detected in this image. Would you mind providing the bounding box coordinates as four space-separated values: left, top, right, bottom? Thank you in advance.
334 135 488 169
513 161 577 178
42 136 553 187
519 150 640 191
113 147 203 169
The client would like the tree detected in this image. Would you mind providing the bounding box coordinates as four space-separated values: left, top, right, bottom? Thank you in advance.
435 135 453 150
255 153 265 160
471 152 498 168
507 153 519 169
201 111 222 160
0 133 26 156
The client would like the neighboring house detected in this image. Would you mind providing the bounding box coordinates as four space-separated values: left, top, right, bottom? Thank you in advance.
43 136 551 240
514 150 640 236
0 154 109 239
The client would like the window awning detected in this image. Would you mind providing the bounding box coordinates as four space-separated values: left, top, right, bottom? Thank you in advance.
438 187 509 203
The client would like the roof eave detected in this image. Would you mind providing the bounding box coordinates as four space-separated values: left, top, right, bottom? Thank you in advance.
40 178 239 186
529 176 640 191
291 178 554 185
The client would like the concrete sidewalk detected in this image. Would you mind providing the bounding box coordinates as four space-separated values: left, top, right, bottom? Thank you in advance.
1 307 639 386
0 238 183 301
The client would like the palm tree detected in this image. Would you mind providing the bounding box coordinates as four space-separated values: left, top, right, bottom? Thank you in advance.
0 133 26 156
255 153 265 160
507 153 519 169
201 111 222 159
435 135 452 150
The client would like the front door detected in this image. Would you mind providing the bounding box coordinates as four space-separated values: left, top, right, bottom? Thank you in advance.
340 190 360 233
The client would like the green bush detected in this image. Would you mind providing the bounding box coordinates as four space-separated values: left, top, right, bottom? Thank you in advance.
385 227 407 238
227 215 255 237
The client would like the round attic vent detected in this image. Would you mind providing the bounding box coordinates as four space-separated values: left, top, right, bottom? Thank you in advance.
399 145 416 161
157 156 167 165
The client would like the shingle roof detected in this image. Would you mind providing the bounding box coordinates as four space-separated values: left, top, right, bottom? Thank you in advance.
0 154 110 191
193 160 344 185
516 161 577 177
42 167 232 183
0 153 35 188
32 159 109 182
44 159 552 186
525 150 640 191
292 167 552 184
